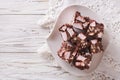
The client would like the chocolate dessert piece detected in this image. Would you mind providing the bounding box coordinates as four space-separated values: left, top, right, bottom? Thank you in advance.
57 11 104 70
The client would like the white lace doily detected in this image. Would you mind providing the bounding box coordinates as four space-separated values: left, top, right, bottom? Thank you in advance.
37 0 120 80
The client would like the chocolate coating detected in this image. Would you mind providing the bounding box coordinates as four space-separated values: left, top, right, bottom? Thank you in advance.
58 11 104 70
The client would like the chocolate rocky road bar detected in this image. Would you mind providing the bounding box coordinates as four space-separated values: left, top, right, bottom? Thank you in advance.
58 11 104 70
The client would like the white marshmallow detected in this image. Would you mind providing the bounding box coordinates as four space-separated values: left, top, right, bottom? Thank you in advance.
67 28 74 37
90 21 96 27
61 32 67 41
78 33 86 40
77 55 86 61
64 51 71 59
76 16 85 22
98 32 103 38
73 23 83 29
91 39 97 44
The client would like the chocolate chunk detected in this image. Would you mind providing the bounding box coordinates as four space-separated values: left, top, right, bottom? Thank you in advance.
58 42 75 63
58 11 104 70
90 40 103 54
59 24 75 41
74 11 85 23
59 25 67 32
73 27 86 34
76 16 85 22
68 36 79 46
83 22 89 28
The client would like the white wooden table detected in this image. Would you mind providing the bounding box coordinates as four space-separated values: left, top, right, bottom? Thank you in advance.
0 0 60 80
0 0 85 80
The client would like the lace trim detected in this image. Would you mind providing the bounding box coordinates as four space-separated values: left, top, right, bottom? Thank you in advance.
91 71 115 80
103 55 120 72
38 0 120 79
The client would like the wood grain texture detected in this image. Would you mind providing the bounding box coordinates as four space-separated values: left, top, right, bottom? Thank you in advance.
0 0 83 80
0 0 49 53
0 53 89 80
0 0 48 15
0 15 50 52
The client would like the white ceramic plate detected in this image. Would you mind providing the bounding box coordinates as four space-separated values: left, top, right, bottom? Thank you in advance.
47 5 109 76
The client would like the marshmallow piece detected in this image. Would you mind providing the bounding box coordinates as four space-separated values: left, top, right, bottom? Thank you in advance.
67 28 74 37
64 51 71 60
90 21 96 27
58 45 66 58
78 33 86 40
61 25 67 31
61 32 67 41
75 62 81 66
59 25 67 31
87 62 91 66
73 23 83 29
89 32 94 36
81 62 85 66
72 51 77 56
76 16 85 22
85 52 91 56
58 52 63 57
97 32 103 38
58 50 65 57
91 39 97 44
77 55 86 61
75 61 85 67
83 22 89 28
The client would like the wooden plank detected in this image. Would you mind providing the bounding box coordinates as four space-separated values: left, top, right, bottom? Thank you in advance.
0 53 89 80
0 15 50 52
0 15 44 24
0 0 49 15
0 0 49 53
